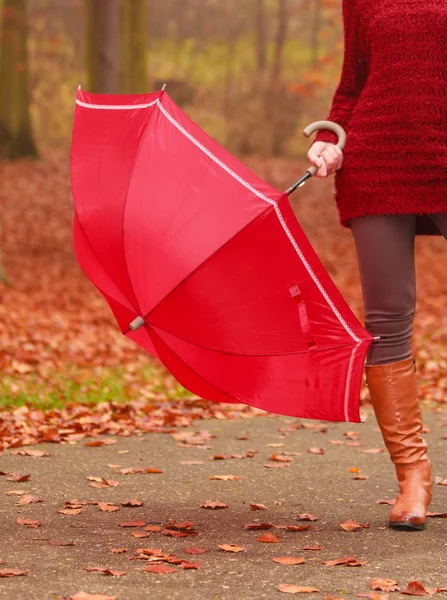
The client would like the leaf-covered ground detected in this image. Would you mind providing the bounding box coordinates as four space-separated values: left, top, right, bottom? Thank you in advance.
0 154 446 599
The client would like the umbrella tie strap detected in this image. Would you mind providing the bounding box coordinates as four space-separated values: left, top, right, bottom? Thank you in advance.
289 284 317 350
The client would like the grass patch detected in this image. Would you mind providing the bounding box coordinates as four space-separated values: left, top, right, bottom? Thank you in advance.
0 363 192 411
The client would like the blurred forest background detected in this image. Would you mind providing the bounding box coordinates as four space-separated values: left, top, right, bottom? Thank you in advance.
0 0 445 417
0 0 342 159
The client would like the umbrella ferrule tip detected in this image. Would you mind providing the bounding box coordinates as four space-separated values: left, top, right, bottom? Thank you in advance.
130 316 146 331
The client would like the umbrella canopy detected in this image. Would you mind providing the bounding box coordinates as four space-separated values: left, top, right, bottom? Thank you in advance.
71 89 373 423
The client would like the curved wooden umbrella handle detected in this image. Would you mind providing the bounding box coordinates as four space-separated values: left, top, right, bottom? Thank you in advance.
303 120 347 177
285 120 347 195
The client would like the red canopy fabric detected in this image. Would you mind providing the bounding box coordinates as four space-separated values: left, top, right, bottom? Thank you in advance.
71 89 373 423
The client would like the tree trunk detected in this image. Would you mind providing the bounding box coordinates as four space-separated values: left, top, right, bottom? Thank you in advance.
120 0 148 94
255 0 267 75
85 0 120 93
0 0 38 160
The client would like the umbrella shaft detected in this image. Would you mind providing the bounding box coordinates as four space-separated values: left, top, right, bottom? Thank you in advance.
286 171 312 195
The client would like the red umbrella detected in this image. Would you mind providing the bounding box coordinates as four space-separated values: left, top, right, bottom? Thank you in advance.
71 89 373 423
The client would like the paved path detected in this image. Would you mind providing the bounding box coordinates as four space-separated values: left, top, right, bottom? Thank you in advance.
1 407 446 600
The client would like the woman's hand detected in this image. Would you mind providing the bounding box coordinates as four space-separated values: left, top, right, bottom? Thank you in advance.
307 141 344 178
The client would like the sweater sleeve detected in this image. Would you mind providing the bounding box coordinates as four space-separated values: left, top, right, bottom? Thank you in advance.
314 0 368 145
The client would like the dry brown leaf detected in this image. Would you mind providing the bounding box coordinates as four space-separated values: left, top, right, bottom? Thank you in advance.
243 523 274 530
58 508 83 515
376 499 396 506
85 439 116 447
270 454 292 462
85 567 125 576
144 525 162 532
218 544 245 553
97 502 120 512
18 494 42 505
209 475 239 481
7 473 30 482
303 545 323 551
339 519 370 532
0 569 28 577
144 564 177 574
273 557 305 565
264 462 290 469
278 584 319 594
357 448 384 454
354 475 369 480
121 499 143 507
145 467 163 474
16 518 41 528
308 447 325 455
48 540 75 546
180 561 200 569
296 513 318 521
200 500 229 509
186 547 207 555
250 503 268 510
180 461 204 465
110 548 127 554
71 594 116 600
258 532 280 543
119 520 147 528
370 579 401 592
401 581 437 596
426 511 447 518
323 556 367 567
10 449 50 457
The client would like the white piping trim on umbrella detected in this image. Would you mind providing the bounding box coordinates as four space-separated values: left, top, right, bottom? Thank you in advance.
75 99 158 110
76 96 364 417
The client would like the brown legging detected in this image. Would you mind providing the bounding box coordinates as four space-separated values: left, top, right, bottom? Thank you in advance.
350 214 447 365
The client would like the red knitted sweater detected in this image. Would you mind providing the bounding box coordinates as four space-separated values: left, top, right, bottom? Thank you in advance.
315 0 447 235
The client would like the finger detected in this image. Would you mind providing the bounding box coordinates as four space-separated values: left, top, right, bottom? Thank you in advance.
307 147 323 168
317 156 327 178
321 148 336 172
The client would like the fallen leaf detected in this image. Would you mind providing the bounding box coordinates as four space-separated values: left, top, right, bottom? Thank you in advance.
270 454 292 463
303 545 323 551
273 557 305 565
323 556 367 567
243 523 274 530
97 502 120 512
401 581 437 596
435 478 447 486
358 448 384 454
264 462 290 468
16 518 40 528
144 525 162 532
18 494 42 505
180 461 204 465
85 567 125 576
308 448 325 455
111 548 127 554
10 449 50 457
121 499 143 507
48 540 75 546
354 475 369 480
250 503 268 511
426 512 447 518
7 473 30 482
58 508 83 515
281 525 312 532
180 561 200 569
6 490 28 495
145 468 163 474
349 467 360 473
144 564 177 574
209 475 239 481
119 520 147 528
278 584 319 594
370 579 401 592
339 519 370 532
258 532 280 543
200 500 229 509
376 499 396 506
186 548 207 555
85 439 116 447
296 514 318 521
131 532 149 538
0 569 28 577
114 467 144 475
71 592 117 600
218 544 245 553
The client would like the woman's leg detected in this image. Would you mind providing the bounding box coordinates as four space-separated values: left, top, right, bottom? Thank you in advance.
350 214 431 530
428 213 447 239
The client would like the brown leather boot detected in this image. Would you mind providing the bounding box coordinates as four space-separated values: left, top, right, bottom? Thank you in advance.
365 357 432 531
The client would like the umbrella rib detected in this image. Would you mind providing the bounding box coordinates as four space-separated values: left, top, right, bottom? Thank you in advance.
150 323 358 358
73 210 136 314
